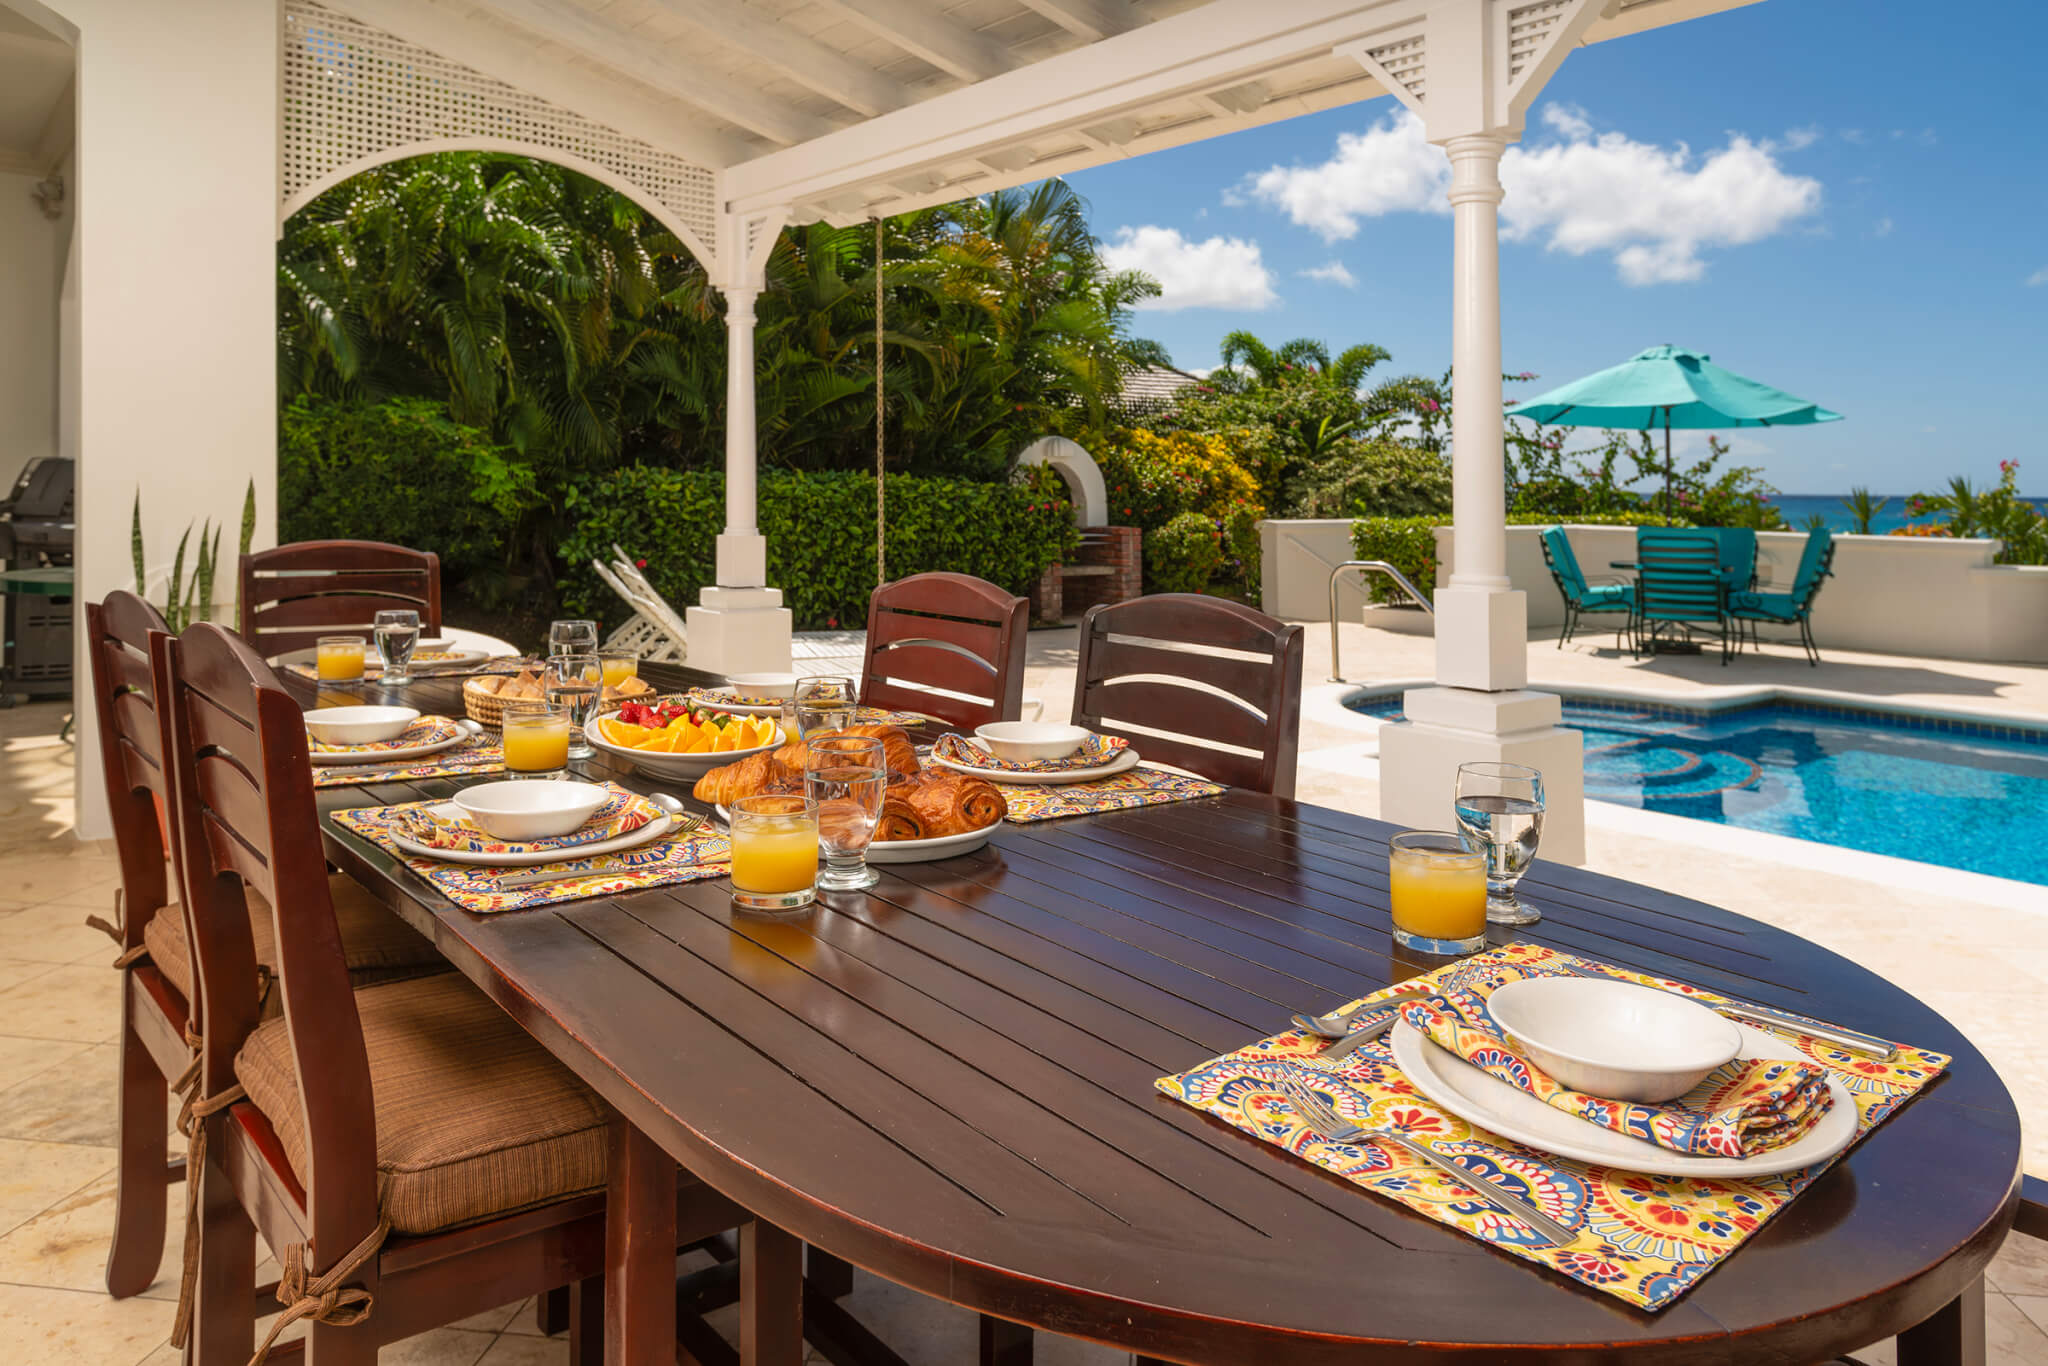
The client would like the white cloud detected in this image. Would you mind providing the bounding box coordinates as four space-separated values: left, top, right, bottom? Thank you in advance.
2027 266 2048 287
1100 226 1278 311
1783 125 1822 150
1299 261 1357 287
1874 217 1894 238
1241 106 1823 285
1841 128 1868 145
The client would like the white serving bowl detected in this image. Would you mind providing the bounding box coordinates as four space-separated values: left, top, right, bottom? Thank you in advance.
453 780 610 840
1487 977 1742 1103
723 671 798 700
303 705 420 746
586 714 785 781
973 721 1092 764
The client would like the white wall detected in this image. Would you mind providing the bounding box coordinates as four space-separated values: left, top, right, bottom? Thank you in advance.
27 0 280 838
0 169 64 492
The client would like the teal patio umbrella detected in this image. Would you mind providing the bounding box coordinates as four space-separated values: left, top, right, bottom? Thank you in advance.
1505 344 1843 520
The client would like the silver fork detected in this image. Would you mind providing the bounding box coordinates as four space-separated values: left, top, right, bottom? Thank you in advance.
1275 1077 1576 1246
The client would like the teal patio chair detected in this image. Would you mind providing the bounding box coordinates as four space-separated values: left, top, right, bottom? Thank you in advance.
1713 527 1758 595
1635 527 1732 664
1539 527 1635 650
1729 527 1836 665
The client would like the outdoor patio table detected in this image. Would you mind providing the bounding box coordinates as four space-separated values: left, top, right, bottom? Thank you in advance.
288 662 2021 1366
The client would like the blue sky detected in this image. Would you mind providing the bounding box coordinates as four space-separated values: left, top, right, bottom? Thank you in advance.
1065 0 2047 496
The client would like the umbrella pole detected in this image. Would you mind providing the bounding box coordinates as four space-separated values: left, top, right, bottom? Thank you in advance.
1663 411 1673 525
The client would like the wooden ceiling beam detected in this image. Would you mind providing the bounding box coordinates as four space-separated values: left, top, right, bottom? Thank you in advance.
807 0 1017 83
641 0 910 117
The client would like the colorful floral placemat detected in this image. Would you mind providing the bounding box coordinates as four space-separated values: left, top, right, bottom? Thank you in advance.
311 736 507 789
331 793 730 912
997 766 1224 823
1155 942 1948 1311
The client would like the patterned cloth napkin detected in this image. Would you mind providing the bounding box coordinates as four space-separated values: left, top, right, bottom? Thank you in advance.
1397 989 1835 1158
307 715 465 757
392 785 665 855
930 732 1128 774
311 736 506 789
997 766 1224 822
1156 943 1949 1312
330 792 730 913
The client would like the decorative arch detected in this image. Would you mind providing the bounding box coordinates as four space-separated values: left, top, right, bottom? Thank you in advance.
281 0 719 273
1015 436 1108 528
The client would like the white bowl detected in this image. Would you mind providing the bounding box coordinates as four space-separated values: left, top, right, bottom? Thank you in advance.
1486 977 1742 1103
723 672 798 700
304 705 421 746
973 721 1092 764
453 780 610 840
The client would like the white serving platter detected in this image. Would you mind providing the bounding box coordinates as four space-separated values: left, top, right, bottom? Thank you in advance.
1389 1020 1858 1179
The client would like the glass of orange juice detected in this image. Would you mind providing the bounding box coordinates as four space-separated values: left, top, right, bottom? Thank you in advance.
315 635 366 683
729 794 818 914
1388 831 1488 956
501 703 570 779
599 652 638 690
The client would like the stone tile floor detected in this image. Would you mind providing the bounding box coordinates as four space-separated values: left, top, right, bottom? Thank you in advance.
7 615 2047 1361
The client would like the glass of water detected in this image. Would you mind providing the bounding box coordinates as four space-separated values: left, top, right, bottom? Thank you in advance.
794 676 858 738
544 653 603 760
372 610 421 685
1453 761 1545 926
548 619 599 658
805 734 887 892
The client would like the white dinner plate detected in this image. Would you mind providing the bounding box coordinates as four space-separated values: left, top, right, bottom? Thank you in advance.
389 807 674 867
310 720 480 766
1390 1020 1858 1179
714 806 997 863
929 745 1141 786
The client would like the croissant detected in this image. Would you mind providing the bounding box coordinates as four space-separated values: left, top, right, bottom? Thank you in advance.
903 770 1005 836
691 749 799 805
801 724 919 778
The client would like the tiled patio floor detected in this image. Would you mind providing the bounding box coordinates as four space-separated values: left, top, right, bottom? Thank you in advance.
6 616 2046 1361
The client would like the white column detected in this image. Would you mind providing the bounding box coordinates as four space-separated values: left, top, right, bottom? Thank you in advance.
685 266 792 674
36 0 281 840
1376 132 1584 865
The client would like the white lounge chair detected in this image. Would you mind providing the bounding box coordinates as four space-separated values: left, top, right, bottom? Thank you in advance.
590 546 688 662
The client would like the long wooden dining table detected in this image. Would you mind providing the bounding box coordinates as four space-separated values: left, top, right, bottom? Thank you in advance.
290 660 2020 1366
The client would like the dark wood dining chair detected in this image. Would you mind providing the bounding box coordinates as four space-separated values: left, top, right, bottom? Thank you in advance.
152 623 772 1365
859 572 1028 730
237 539 441 659
83 592 441 1303
1070 594 1304 798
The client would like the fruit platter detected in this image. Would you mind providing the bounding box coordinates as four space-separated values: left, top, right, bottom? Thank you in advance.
585 698 785 779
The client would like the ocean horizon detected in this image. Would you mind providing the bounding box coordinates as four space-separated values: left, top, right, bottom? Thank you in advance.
1765 493 2048 534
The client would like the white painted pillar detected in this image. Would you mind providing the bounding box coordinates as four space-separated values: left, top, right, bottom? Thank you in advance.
685 232 792 675
29 0 280 841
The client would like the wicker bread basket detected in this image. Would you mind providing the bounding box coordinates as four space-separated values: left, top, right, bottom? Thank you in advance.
463 675 537 728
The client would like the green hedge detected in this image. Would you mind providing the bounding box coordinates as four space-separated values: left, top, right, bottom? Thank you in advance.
1350 511 1686 605
279 397 539 592
559 466 1078 630
1144 512 1224 596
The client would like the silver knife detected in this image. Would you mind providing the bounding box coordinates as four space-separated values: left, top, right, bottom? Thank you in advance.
1560 961 1896 1060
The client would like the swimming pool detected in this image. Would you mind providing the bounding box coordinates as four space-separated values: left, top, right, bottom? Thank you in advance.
1345 693 2048 886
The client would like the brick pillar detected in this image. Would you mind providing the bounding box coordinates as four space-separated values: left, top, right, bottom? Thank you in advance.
1105 525 1141 602
1027 559 1063 625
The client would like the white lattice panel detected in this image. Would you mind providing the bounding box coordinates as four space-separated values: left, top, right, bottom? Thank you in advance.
1506 0 1571 81
1366 34 1426 104
281 1 717 264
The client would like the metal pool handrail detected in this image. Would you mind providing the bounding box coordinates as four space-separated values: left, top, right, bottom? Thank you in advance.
1328 560 1433 683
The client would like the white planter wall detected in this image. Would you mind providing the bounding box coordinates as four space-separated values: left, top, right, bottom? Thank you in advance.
1265 519 2048 665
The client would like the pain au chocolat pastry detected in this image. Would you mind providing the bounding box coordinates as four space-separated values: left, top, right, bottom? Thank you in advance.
903 770 1005 836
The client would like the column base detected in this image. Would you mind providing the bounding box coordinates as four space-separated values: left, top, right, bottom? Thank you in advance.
684 585 792 676
1432 586 1528 692
1377 685 1585 866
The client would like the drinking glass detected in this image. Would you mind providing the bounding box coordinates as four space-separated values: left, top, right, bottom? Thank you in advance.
373 610 421 685
729 794 819 914
599 651 638 690
794 676 857 737
548 619 599 658
805 735 887 892
501 703 570 779
1453 761 1546 926
315 635 365 684
1388 831 1488 955
545 653 603 760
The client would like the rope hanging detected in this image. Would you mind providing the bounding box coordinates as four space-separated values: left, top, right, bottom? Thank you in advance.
874 215 886 587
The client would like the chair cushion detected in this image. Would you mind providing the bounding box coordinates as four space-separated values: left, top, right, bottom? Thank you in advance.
141 872 441 1007
235 973 608 1235
1729 591 1799 621
1579 585 1634 609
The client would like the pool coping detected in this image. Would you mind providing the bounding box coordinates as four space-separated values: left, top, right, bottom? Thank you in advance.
1302 679 2048 912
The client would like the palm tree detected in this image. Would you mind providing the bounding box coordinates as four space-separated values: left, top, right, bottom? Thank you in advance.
1839 486 1889 535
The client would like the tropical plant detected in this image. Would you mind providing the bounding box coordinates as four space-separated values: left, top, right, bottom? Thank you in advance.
1902 461 2048 564
132 485 250 632
1839 486 1889 535
1143 513 1225 595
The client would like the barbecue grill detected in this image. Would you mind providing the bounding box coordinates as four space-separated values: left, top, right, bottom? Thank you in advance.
0 457 75 705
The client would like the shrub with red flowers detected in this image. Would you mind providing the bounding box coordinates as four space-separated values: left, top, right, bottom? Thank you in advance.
1893 464 2048 564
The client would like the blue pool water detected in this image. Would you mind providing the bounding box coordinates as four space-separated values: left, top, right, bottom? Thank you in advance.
1347 695 2048 886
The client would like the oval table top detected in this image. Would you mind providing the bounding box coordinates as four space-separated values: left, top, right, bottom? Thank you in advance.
299 665 2021 1365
